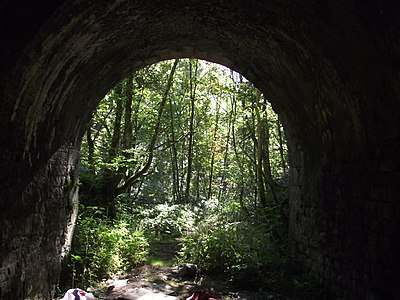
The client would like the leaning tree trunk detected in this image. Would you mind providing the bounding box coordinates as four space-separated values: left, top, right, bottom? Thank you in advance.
115 59 179 194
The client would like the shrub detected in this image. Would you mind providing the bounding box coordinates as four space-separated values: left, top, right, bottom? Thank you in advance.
178 199 284 279
70 205 149 288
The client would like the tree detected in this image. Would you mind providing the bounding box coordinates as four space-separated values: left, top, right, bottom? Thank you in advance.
76 59 291 292
79 58 288 218
184 59 198 203
115 59 179 195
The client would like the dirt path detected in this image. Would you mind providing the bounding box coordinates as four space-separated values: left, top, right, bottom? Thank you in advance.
93 264 288 300
97 265 192 300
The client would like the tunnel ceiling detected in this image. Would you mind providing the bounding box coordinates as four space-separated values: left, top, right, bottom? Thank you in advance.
1 0 398 171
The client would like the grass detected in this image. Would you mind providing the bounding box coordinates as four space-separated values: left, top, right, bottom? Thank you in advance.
146 255 171 266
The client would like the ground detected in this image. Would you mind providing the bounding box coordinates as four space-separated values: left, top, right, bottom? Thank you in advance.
91 264 289 300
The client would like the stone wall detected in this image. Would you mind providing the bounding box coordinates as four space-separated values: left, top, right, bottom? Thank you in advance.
0 144 79 299
0 0 399 299
288 138 400 299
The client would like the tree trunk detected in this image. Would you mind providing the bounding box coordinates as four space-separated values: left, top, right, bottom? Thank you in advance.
131 76 143 155
277 118 287 176
184 59 198 203
98 81 124 215
254 90 279 210
123 74 134 184
86 120 95 174
123 74 133 153
207 99 220 201
217 98 232 202
116 59 179 194
109 82 123 159
169 95 181 202
252 89 268 209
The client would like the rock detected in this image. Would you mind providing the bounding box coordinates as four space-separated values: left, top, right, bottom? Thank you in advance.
179 264 198 280
107 279 129 291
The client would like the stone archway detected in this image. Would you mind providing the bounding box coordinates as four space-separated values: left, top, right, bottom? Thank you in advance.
0 1 399 299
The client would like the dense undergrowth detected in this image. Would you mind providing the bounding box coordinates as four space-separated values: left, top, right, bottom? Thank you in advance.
68 192 284 284
65 193 325 299
65 59 327 299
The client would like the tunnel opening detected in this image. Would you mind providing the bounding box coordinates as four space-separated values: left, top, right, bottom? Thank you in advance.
1 1 399 299
67 58 294 298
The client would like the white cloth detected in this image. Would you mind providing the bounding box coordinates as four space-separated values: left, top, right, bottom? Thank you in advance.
61 288 94 300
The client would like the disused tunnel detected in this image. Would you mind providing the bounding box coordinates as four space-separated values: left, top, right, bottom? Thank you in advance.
0 1 399 299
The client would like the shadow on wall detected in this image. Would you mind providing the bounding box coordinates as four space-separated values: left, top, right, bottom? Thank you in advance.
0 0 399 299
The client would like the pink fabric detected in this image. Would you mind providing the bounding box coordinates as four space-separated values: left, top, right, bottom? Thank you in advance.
186 290 220 300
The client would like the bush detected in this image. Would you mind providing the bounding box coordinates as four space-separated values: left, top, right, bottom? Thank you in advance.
70 205 149 288
137 203 195 239
116 198 196 241
180 220 278 271
178 199 285 279
69 200 194 288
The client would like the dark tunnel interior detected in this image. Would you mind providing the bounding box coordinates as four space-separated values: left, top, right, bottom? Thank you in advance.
0 1 399 299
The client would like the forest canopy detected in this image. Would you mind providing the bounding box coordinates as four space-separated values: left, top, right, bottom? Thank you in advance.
80 59 288 211
70 59 299 296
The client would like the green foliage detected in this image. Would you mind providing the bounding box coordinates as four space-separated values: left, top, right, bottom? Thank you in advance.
137 203 192 239
180 220 274 272
116 194 196 239
70 205 149 288
79 58 288 209
178 198 286 281
74 58 293 295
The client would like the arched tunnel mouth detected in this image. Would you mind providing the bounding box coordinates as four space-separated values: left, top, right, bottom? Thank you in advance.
4 2 317 295
2 1 399 299
7 0 324 168
69 58 293 298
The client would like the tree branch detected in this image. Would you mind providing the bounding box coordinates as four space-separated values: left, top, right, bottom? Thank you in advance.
115 59 179 194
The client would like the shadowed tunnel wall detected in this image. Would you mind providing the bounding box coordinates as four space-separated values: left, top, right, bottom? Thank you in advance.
0 1 399 299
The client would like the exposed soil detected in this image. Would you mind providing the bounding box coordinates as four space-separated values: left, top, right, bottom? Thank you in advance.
75 241 290 300
92 264 289 300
